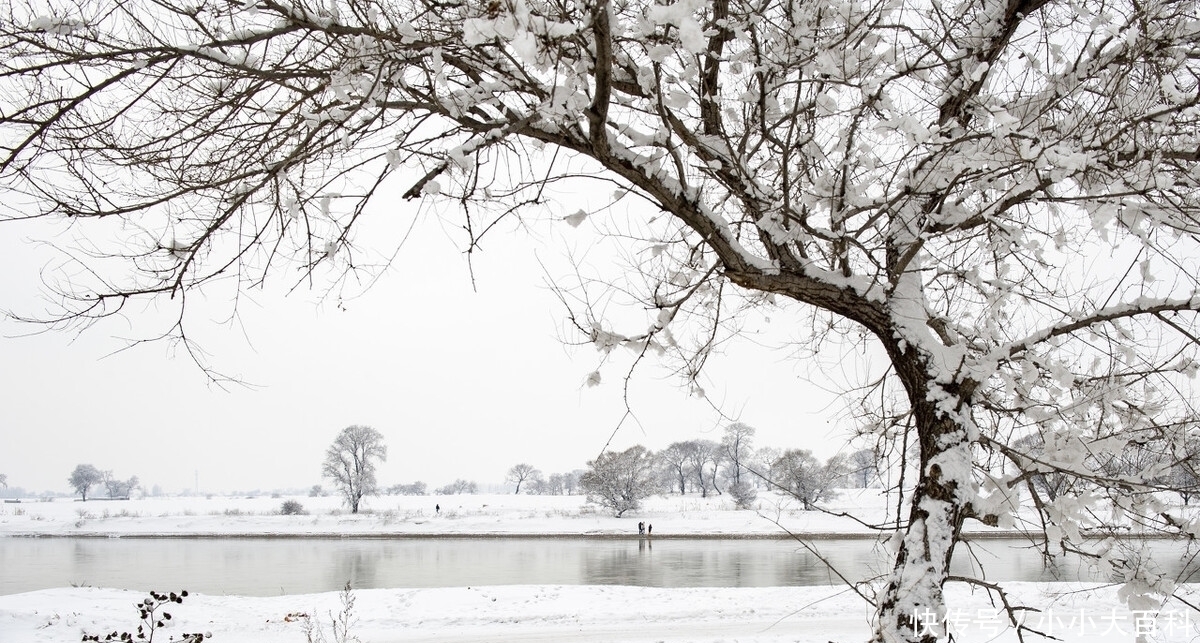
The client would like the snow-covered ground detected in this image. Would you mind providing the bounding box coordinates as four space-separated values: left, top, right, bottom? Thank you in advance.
0 490 895 538
2 492 1198 642
4 580 1197 642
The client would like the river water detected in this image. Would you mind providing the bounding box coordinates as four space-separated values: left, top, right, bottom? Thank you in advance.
3 536 1197 596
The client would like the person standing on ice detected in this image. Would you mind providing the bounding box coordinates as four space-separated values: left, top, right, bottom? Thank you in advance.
638 521 645 535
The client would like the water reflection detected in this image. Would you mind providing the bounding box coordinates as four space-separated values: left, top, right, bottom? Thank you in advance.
3 537 1199 597
328 547 381 590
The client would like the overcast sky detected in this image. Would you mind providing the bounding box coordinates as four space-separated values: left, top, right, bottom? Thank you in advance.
0 194 864 496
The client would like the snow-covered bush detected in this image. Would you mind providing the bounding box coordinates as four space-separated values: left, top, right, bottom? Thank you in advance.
280 500 306 516
728 480 757 510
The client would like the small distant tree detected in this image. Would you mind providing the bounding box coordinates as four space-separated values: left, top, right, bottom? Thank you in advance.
309 484 324 497
721 423 757 487
1166 437 1200 505
1169 463 1200 506
101 471 139 499
746 447 781 490
0 473 6 489
658 442 694 495
68 464 104 501
581 445 660 517
825 453 849 491
322 425 387 514
505 463 541 494
564 471 584 496
770 450 841 510
543 473 566 496
845 448 881 489
684 440 723 497
1009 433 1074 502
525 472 547 494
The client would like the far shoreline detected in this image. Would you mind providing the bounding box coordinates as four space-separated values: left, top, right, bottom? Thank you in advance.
4 492 1189 544
0 530 1068 540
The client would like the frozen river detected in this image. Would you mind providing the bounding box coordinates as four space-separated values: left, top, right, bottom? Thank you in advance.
2 536 1195 596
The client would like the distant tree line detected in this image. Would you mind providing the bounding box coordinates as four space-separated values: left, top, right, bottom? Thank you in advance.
436 479 479 495
53 422 880 516
311 422 874 517
42 423 878 513
575 423 873 516
502 465 584 496
1008 432 1200 506
386 482 427 496
499 423 877 513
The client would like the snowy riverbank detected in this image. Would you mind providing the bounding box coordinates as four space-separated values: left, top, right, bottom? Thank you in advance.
0 491 901 538
4 582 1198 642
3 492 1199 642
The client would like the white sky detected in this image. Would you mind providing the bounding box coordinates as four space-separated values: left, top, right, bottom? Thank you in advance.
0 191 865 496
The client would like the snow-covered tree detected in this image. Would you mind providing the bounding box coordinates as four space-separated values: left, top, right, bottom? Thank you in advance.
101 470 139 499
769 449 841 510
505 463 541 494
542 473 566 496
745 446 780 490
4 0 1200 640
685 439 723 497
68 464 104 502
0 473 7 489
322 425 387 513
524 471 547 494
657 442 694 495
1166 436 1200 505
844 448 880 489
580 445 660 516
720 422 756 486
563 470 584 496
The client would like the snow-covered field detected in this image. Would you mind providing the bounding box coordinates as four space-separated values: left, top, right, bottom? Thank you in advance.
0 490 893 538
2 492 1197 642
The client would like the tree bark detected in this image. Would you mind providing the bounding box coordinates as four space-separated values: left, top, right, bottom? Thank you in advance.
872 347 977 643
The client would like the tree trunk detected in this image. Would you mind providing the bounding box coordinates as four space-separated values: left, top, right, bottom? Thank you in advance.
872 360 976 643
725 245 982 642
